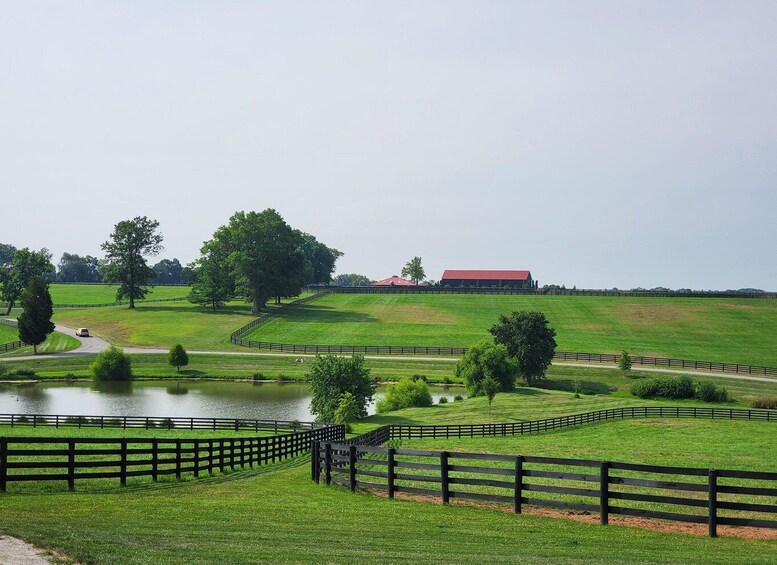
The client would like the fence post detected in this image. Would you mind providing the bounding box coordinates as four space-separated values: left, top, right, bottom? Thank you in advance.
194 439 200 479
68 440 76 491
0 439 7 493
387 447 396 499
708 469 718 538
152 440 159 481
440 451 449 504
120 439 128 486
325 443 332 485
349 445 357 492
175 440 182 480
311 440 319 482
514 456 522 514
599 461 609 525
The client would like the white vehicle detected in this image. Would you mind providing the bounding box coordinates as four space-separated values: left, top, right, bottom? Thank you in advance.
76 328 90 337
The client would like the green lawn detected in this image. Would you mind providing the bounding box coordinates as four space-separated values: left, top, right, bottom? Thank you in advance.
1 460 776 564
0 324 18 343
0 331 80 357
50 283 189 305
245 293 777 366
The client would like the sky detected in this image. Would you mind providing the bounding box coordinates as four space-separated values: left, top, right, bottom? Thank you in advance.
2 1 776 290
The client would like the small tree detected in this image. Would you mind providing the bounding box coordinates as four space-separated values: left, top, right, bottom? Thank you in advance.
16 277 55 354
308 355 375 422
456 340 517 397
92 346 133 381
489 311 557 386
334 392 360 432
618 350 632 376
168 344 189 373
401 256 425 285
376 377 433 413
482 375 500 420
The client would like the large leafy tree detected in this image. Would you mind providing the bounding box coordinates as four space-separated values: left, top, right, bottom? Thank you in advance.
297 231 343 286
101 216 164 308
211 209 306 313
57 253 102 283
456 340 517 397
489 311 557 386
401 256 425 285
308 355 375 422
152 258 187 285
1 248 55 315
188 241 235 311
0 243 16 270
17 277 55 354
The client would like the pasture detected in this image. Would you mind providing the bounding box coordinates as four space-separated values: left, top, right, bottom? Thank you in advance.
245 293 777 366
49 283 189 305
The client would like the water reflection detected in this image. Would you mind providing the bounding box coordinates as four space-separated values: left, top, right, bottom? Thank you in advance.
0 381 457 421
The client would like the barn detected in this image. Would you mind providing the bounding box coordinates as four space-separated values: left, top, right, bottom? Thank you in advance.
440 269 536 289
371 275 422 287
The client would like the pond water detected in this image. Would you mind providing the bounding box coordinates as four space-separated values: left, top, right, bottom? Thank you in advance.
0 381 460 422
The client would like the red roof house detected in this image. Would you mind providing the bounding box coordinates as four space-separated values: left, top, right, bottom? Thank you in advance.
371 275 419 286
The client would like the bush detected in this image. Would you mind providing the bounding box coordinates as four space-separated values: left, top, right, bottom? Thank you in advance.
750 396 777 409
308 355 374 423
91 346 133 381
438 397 448 404
334 392 360 433
630 375 728 402
376 377 433 413
454 395 464 402
12 366 36 377
694 381 729 402
252 372 264 381
0 364 7 376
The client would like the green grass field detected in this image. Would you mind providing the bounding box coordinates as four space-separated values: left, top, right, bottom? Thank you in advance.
49 283 189 305
0 324 17 343
0 330 81 357
246 293 777 366
1 459 776 564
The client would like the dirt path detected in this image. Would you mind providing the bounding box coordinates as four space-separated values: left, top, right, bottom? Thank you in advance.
0 536 64 565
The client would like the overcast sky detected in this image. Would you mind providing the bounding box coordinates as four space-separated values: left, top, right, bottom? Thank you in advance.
2 1 775 290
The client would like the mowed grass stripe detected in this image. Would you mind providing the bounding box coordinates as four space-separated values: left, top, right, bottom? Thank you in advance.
246 293 777 366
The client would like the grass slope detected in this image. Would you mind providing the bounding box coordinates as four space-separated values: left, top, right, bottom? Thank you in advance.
1 461 776 564
0 331 80 357
0 324 18 343
50 284 189 305
246 293 777 366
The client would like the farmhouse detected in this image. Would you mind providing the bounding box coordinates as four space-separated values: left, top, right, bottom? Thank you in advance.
371 275 423 286
440 269 537 289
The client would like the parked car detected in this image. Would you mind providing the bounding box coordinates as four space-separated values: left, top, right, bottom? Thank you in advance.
76 328 90 337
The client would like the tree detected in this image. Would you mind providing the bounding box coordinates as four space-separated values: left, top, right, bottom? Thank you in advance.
401 256 425 285
101 216 164 308
333 392 360 432
376 377 433 413
168 344 189 373
16 277 55 354
297 231 343 286
57 253 101 283
482 374 500 420
333 273 371 287
489 311 557 386
152 258 187 285
91 346 133 381
1 248 55 315
618 350 632 376
308 355 375 422
188 242 235 310
456 340 518 397
0 243 16 270
210 209 306 313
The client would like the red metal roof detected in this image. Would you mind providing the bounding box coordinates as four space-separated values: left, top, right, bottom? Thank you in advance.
371 275 420 286
441 270 531 281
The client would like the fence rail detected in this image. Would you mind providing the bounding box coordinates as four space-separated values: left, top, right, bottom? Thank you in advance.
0 413 327 433
0 340 23 353
0 423 344 492
313 444 777 538
229 292 330 342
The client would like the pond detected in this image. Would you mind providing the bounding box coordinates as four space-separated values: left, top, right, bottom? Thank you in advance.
0 380 460 422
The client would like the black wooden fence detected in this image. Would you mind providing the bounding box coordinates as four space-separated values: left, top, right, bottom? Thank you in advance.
229 292 328 343
0 340 23 353
0 413 327 433
0 424 344 492
313 444 777 538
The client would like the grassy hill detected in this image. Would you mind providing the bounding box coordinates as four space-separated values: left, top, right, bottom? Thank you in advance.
245 293 777 366
50 283 189 305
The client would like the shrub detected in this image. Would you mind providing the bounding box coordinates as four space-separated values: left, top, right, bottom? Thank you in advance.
438 397 448 404
750 396 777 409
65 372 76 381
454 395 464 402
334 392 360 433
308 355 374 423
694 381 729 402
91 346 133 381
442 377 453 385
411 374 428 383
252 372 264 382
12 367 36 377
376 377 433 413
0 364 7 376
630 375 728 402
